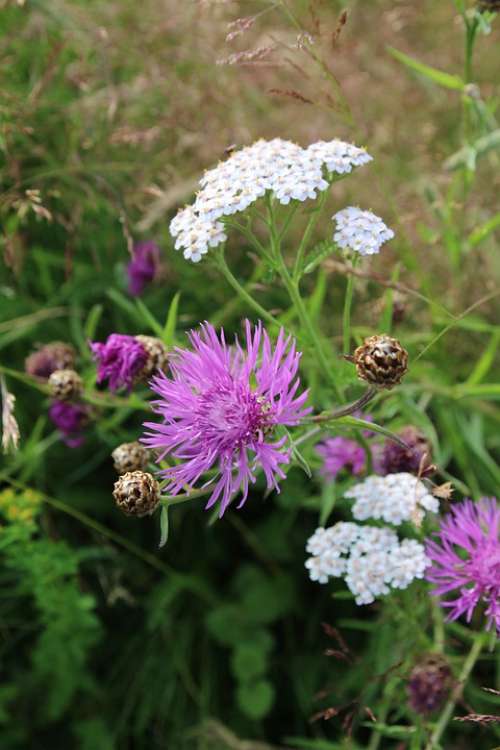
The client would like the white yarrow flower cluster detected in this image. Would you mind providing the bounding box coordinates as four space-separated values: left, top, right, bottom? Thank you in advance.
170 138 372 262
333 206 394 256
345 472 439 526
305 522 429 605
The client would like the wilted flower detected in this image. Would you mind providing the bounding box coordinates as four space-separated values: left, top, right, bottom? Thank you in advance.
127 240 160 296
375 427 432 476
407 654 452 715
48 400 89 447
345 472 439 526
90 334 148 392
316 436 365 480
142 321 310 516
25 341 76 380
170 138 372 262
333 206 394 256
305 522 429 604
425 498 500 634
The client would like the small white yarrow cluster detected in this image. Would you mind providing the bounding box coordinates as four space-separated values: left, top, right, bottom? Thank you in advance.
305 522 429 605
333 206 394 256
345 472 439 526
170 138 372 262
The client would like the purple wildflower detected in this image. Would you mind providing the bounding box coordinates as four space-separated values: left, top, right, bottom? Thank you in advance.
127 241 160 296
90 334 147 392
142 321 310 516
49 400 89 447
316 437 365 480
425 498 500 634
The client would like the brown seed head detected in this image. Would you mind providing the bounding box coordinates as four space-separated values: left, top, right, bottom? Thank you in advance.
48 369 83 401
113 471 160 516
353 334 408 389
134 336 169 381
112 441 150 474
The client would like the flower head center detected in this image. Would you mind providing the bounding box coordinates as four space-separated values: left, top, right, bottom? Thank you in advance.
196 383 275 450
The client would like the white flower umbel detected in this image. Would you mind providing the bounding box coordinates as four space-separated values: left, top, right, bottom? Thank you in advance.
169 138 372 261
305 521 429 605
333 206 394 256
345 472 439 526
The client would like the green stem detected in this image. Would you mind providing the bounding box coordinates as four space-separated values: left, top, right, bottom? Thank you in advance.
266 197 342 399
292 190 329 280
214 247 282 328
342 258 357 354
432 599 445 653
424 632 486 750
160 487 212 506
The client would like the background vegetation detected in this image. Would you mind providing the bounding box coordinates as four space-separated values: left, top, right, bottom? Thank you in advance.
1 1 499 748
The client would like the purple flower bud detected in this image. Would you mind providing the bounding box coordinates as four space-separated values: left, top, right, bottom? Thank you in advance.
127 241 160 297
49 400 89 447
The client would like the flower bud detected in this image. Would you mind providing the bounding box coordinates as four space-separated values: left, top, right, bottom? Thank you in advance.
113 471 160 516
112 441 150 474
48 369 83 401
353 334 408 389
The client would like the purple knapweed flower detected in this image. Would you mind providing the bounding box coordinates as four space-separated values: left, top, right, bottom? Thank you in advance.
316 437 365 480
127 240 160 297
142 321 310 516
90 334 147 392
425 498 500 634
49 400 89 447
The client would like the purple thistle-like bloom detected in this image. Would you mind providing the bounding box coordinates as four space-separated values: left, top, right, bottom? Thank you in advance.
90 334 147 392
142 321 310 516
316 437 365 480
127 241 160 296
49 400 89 447
425 498 500 634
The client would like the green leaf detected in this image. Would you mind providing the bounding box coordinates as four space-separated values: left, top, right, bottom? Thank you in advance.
302 239 337 275
319 481 336 526
361 723 416 739
387 46 464 90
236 679 275 720
83 304 103 342
134 299 164 337
162 292 181 346
465 331 500 385
159 506 169 548
445 129 500 171
468 212 500 247
231 643 268 681
334 416 408 448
